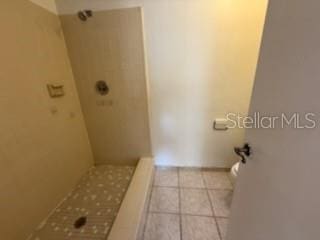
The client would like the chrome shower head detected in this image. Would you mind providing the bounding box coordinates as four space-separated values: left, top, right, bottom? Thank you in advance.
78 11 87 21
78 10 93 21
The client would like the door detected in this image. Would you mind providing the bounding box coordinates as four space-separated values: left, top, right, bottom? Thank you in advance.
227 1 320 240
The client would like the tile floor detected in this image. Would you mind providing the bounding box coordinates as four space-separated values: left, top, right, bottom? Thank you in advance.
143 167 233 240
30 165 135 240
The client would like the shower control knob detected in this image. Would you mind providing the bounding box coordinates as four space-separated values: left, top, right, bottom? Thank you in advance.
234 143 251 164
95 80 109 96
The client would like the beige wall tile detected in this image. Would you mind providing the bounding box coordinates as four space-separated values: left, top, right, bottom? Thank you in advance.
0 1 94 239
60 8 152 165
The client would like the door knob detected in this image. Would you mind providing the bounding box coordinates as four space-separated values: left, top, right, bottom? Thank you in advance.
234 143 251 164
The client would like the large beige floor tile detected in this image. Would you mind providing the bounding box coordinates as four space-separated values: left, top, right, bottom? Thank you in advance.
144 213 181 240
180 189 212 216
181 215 220 240
150 187 179 213
202 171 232 189
179 169 205 188
217 218 229 240
208 190 233 217
154 168 179 187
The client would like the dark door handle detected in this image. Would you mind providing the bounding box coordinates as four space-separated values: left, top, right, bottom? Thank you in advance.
234 143 251 164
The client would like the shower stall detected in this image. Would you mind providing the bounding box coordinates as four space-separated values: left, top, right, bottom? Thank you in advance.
29 7 154 240
61 7 152 166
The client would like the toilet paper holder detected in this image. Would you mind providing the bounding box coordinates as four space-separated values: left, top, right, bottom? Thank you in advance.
213 119 228 131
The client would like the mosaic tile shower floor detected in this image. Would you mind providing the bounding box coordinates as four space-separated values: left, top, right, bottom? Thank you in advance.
31 165 135 240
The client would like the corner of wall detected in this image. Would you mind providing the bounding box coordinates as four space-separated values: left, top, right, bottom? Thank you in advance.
29 0 58 14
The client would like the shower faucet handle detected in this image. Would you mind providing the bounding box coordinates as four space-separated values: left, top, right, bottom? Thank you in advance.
234 143 251 164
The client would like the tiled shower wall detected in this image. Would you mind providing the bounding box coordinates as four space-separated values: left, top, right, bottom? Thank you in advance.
0 1 94 239
60 7 152 166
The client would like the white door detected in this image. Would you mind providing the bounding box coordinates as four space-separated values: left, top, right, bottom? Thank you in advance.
227 1 320 240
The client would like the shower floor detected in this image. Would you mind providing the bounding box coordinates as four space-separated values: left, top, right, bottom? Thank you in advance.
31 165 135 240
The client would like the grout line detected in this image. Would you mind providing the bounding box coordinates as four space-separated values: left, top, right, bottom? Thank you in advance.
201 171 223 240
141 173 154 240
152 185 180 189
201 167 231 172
155 165 230 172
214 216 229 219
178 167 183 240
153 185 233 191
181 186 233 191
207 188 234 191
150 167 233 240
148 211 181 216
147 187 155 213
154 166 180 171
215 216 229 240
154 167 233 188
142 213 151 240
149 210 215 218
225 172 234 189
147 210 225 220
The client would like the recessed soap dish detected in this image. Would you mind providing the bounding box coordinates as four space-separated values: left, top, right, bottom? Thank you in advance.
47 84 65 98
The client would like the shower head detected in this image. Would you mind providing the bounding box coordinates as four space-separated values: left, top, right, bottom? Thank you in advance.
78 11 87 21
78 10 93 21
84 10 93 17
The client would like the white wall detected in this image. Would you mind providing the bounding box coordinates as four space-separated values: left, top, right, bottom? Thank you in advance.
56 0 267 167
29 0 58 14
